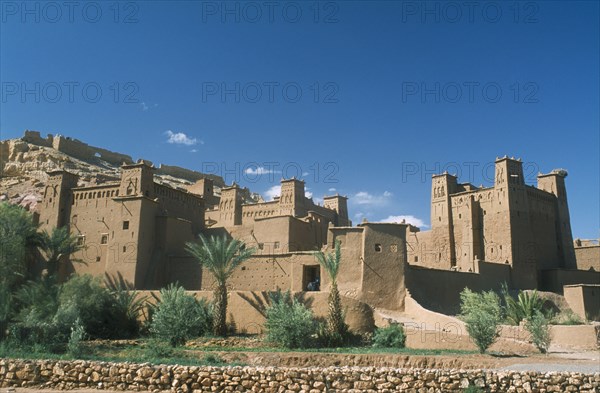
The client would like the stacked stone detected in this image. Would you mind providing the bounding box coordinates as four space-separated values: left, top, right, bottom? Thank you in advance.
1 359 598 392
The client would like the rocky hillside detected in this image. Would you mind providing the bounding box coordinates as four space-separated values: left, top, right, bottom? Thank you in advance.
0 130 259 213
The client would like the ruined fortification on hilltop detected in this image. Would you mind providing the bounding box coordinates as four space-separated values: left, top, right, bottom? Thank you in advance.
3 130 598 329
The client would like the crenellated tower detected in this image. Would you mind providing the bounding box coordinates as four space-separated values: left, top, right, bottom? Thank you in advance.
430 172 458 268
39 170 79 230
537 169 576 268
493 156 537 288
119 161 155 198
219 183 242 226
323 194 349 226
279 178 306 217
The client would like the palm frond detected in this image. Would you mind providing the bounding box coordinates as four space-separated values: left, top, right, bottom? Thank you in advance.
314 240 342 283
185 235 256 285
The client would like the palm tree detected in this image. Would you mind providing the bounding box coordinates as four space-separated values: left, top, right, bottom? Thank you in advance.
314 240 347 338
0 203 43 287
39 226 84 278
185 235 255 336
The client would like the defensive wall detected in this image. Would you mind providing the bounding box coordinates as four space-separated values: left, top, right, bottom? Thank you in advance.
574 240 600 271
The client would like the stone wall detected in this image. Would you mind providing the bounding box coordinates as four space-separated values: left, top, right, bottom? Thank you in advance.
1 359 598 392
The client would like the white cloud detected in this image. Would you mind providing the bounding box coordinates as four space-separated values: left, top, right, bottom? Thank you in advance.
244 166 281 175
328 188 337 192
304 186 313 199
190 149 198 153
263 185 314 201
378 215 428 228
141 102 158 111
351 191 393 206
165 130 202 146
353 212 367 222
263 185 281 201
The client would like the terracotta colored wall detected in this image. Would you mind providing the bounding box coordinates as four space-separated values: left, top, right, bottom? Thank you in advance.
136 290 374 334
564 285 600 321
405 261 511 315
540 269 600 294
574 245 600 271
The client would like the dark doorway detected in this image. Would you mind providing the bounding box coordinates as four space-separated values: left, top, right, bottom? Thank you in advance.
303 265 320 291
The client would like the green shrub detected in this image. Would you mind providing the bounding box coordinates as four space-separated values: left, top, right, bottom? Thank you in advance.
0 203 39 288
144 339 176 358
0 284 13 341
58 275 118 339
105 274 147 338
460 288 502 354
66 318 86 358
202 353 226 365
463 385 484 393
315 322 344 348
12 277 66 350
551 310 584 325
372 324 406 348
501 284 545 325
149 284 213 347
264 290 316 349
525 311 551 353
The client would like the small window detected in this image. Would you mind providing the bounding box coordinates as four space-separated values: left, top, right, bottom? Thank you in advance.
274 241 280 249
77 236 85 246
375 244 382 252
123 246 127 253
101 234 108 244
459 213 462 219
258 243 264 250
414 256 419 262
123 221 130 230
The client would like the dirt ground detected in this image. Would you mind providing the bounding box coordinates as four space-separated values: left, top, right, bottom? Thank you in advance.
5 337 599 392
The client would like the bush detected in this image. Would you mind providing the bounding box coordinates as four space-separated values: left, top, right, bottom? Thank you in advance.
372 324 406 348
66 318 86 358
149 284 212 347
525 311 551 353
264 290 316 349
501 285 545 325
460 288 502 354
58 275 120 339
0 284 13 341
463 385 484 393
315 322 345 348
105 274 146 338
551 310 584 325
12 277 66 350
144 339 177 359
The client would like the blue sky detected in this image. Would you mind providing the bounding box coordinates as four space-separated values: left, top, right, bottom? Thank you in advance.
1 1 598 238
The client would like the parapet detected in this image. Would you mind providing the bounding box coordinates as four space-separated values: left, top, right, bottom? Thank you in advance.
156 164 225 187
